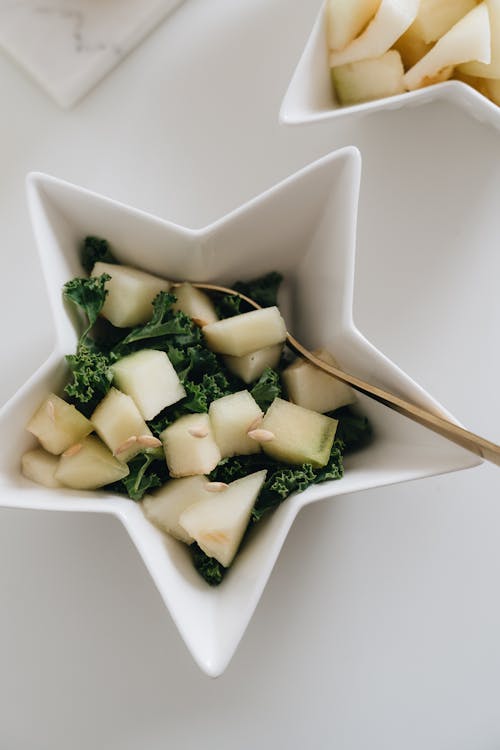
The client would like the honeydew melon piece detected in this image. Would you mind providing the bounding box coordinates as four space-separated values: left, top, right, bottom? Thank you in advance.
223 344 283 384
209 391 263 458
91 262 170 328
282 349 356 413
172 283 218 326
458 0 500 77
142 475 213 544
179 470 267 567
329 0 420 68
410 0 478 43
332 50 405 104
21 448 63 488
392 24 433 69
111 350 186 420
91 388 154 463
260 398 338 468
404 3 491 90
326 0 382 51
54 436 129 490
160 414 221 478
27 393 93 455
202 307 287 357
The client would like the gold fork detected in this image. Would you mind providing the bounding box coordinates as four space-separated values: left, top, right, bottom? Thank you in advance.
184 281 500 467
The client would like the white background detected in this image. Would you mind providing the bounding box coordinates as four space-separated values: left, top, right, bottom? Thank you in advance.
1 0 500 747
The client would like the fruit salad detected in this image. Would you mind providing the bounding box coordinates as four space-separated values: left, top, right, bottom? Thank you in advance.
327 0 500 107
21 237 372 585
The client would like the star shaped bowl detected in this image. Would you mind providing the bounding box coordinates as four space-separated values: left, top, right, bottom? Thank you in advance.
280 0 500 128
0 148 480 677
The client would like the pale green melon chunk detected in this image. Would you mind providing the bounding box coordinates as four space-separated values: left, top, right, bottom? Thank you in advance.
458 0 500 78
326 0 382 51
329 0 420 68
21 448 63 488
332 50 405 104
91 262 170 328
160 414 221 478
411 0 477 44
404 3 491 91
172 283 218 326
202 307 286 357
55 436 129 490
91 387 154 463
209 390 263 458
223 344 283 384
142 475 213 544
27 393 93 455
111 350 186 420
282 349 356 414
260 398 338 468
179 470 267 567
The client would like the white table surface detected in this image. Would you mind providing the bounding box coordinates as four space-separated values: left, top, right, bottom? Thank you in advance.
1 0 500 747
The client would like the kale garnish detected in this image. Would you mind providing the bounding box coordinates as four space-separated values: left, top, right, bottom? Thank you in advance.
250 367 282 411
81 236 117 274
63 273 110 344
64 345 113 416
190 544 226 586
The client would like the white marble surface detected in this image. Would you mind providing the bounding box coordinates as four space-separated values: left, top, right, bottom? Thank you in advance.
0 0 184 107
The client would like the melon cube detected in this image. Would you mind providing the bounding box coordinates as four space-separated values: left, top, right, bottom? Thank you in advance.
54 436 129 490
209 391 263 458
411 0 477 44
459 0 500 78
172 283 218 326
91 262 170 328
21 448 63 488
260 398 338 468
332 50 405 105
282 349 356 414
202 307 286 357
179 470 267 567
142 475 214 544
111 349 186 420
91 387 154 462
223 344 283 384
326 0 382 51
160 414 221 478
27 393 93 455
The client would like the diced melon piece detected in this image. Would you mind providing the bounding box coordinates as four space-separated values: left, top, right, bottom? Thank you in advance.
260 398 338 468
111 350 186 420
142 475 213 544
202 307 286 357
27 393 93 455
223 344 283 384
54 436 129 490
459 0 500 77
282 349 356 413
21 448 63 488
404 3 491 91
326 0 382 51
209 391 263 458
91 262 170 328
392 24 433 69
179 470 267 567
410 0 477 43
332 50 405 104
160 414 221 478
329 0 420 68
172 283 218 325
91 387 154 463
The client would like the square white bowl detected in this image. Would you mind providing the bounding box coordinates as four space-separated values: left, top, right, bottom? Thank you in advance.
280 0 500 129
0 148 480 677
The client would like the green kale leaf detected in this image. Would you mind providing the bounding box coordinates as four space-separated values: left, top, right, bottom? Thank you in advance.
250 367 281 410
330 406 373 453
234 271 283 308
214 293 243 319
64 345 113 415
190 544 226 586
81 236 117 274
107 451 167 502
63 273 110 343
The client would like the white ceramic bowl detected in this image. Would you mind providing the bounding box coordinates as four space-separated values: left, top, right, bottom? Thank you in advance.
280 0 500 129
0 148 480 677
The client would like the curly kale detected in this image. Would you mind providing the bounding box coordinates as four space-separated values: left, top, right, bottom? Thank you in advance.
81 236 117 274
64 345 113 415
63 273 110 344
250 367 282 411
